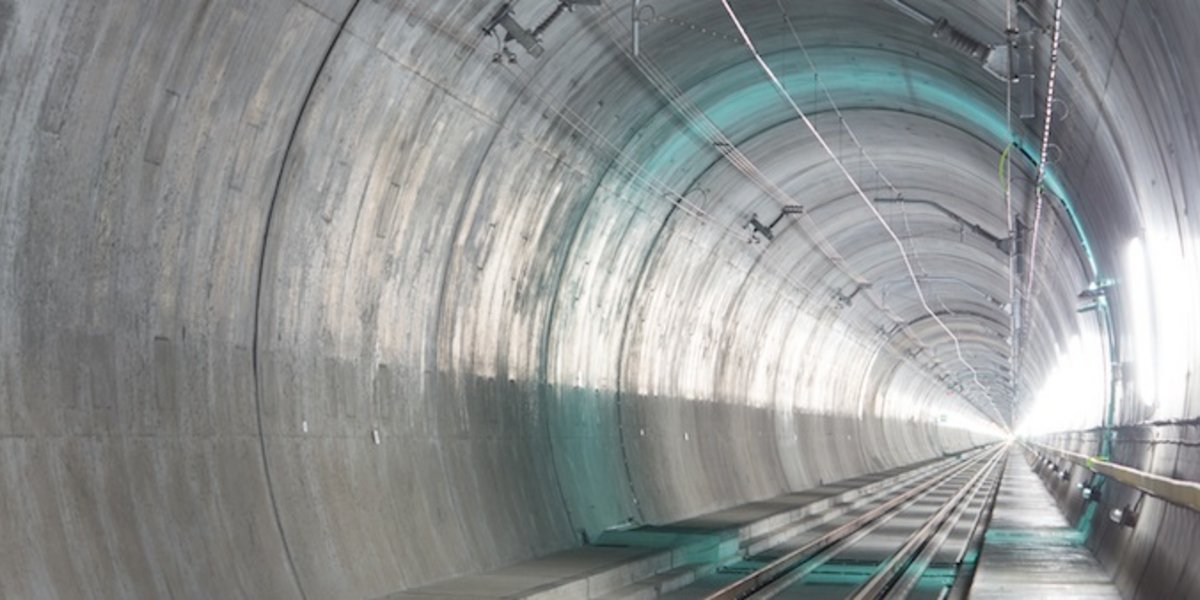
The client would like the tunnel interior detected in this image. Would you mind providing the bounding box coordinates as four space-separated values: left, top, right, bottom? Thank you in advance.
1 0 1198 598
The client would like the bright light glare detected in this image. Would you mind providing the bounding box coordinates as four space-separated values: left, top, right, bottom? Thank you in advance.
938 409 1004 438
1125 238 1155 406
1016 331 1106 436
1124 235 1192 416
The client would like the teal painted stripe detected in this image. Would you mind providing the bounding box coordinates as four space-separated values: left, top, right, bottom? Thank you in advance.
628 47 1099 276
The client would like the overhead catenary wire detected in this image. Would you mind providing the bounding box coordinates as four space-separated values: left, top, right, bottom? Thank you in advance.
501 64 791 262
591 0 1007 424
495 48 997 428
773 0 900 197
588 2 1007 419
720 0 1008 427
465 0 1005 427
776 0 1011 405
777 0 966 323
590 3 872 287
499 61 1004 423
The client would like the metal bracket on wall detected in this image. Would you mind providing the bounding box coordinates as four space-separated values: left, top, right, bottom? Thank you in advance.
1013 1 1042 119
746 205 804 243
837 282 871 307
483 0 600 62
883 0 1042 99
874 197 1012 257
748 214 775 242
1033 443 1200 517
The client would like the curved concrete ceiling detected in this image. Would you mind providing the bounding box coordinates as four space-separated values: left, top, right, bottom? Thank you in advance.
1 0 1197 597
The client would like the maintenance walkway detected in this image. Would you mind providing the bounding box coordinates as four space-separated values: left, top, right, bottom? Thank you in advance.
970 447 1120 599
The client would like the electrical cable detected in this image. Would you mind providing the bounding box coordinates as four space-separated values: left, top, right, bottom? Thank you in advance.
777 0 1011 408
1003 0 1018 423
779 0 976 332
497 57 996 427
590 6 1005 418
392 3 1004 428
590 0 990 380
720 0 1008 427
1021 0 1065 343
773 0 900 197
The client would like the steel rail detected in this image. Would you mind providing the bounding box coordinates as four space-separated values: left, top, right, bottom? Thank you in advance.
943 450 1008 599
704 445 1003 600
745 456 998 600
886 463 1001 599
847 450 1006 599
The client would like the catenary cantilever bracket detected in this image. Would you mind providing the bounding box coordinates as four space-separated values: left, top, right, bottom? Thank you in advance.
746 205 804 244
483 0 600 61
883 0 1040 91
874 197 1012 257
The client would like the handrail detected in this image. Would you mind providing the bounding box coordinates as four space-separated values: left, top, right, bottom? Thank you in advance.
1029 442 1200 513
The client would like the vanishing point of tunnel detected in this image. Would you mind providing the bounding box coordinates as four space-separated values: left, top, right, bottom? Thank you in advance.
1 0 1198 598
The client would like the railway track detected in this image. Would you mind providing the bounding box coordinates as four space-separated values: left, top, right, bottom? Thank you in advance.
660 444 1008 600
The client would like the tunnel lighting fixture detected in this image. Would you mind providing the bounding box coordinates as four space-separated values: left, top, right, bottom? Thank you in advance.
1076 479 1102 502
1126 237 1157 407
1109 505 1138 528
1059 468 1070 481
631 0 641 56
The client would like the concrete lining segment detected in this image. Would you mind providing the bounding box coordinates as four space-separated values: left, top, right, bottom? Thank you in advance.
252 1 367 598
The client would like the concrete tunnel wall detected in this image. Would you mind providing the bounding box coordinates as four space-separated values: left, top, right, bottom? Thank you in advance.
1033 426 1200 599
1 0 1197 599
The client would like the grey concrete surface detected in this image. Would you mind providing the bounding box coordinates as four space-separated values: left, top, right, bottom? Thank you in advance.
1 0 1197 598
972 448 1119 598
1038 425 1200 599
383 459 940 599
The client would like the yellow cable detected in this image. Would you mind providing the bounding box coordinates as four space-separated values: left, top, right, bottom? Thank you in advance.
998 142 1012 187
